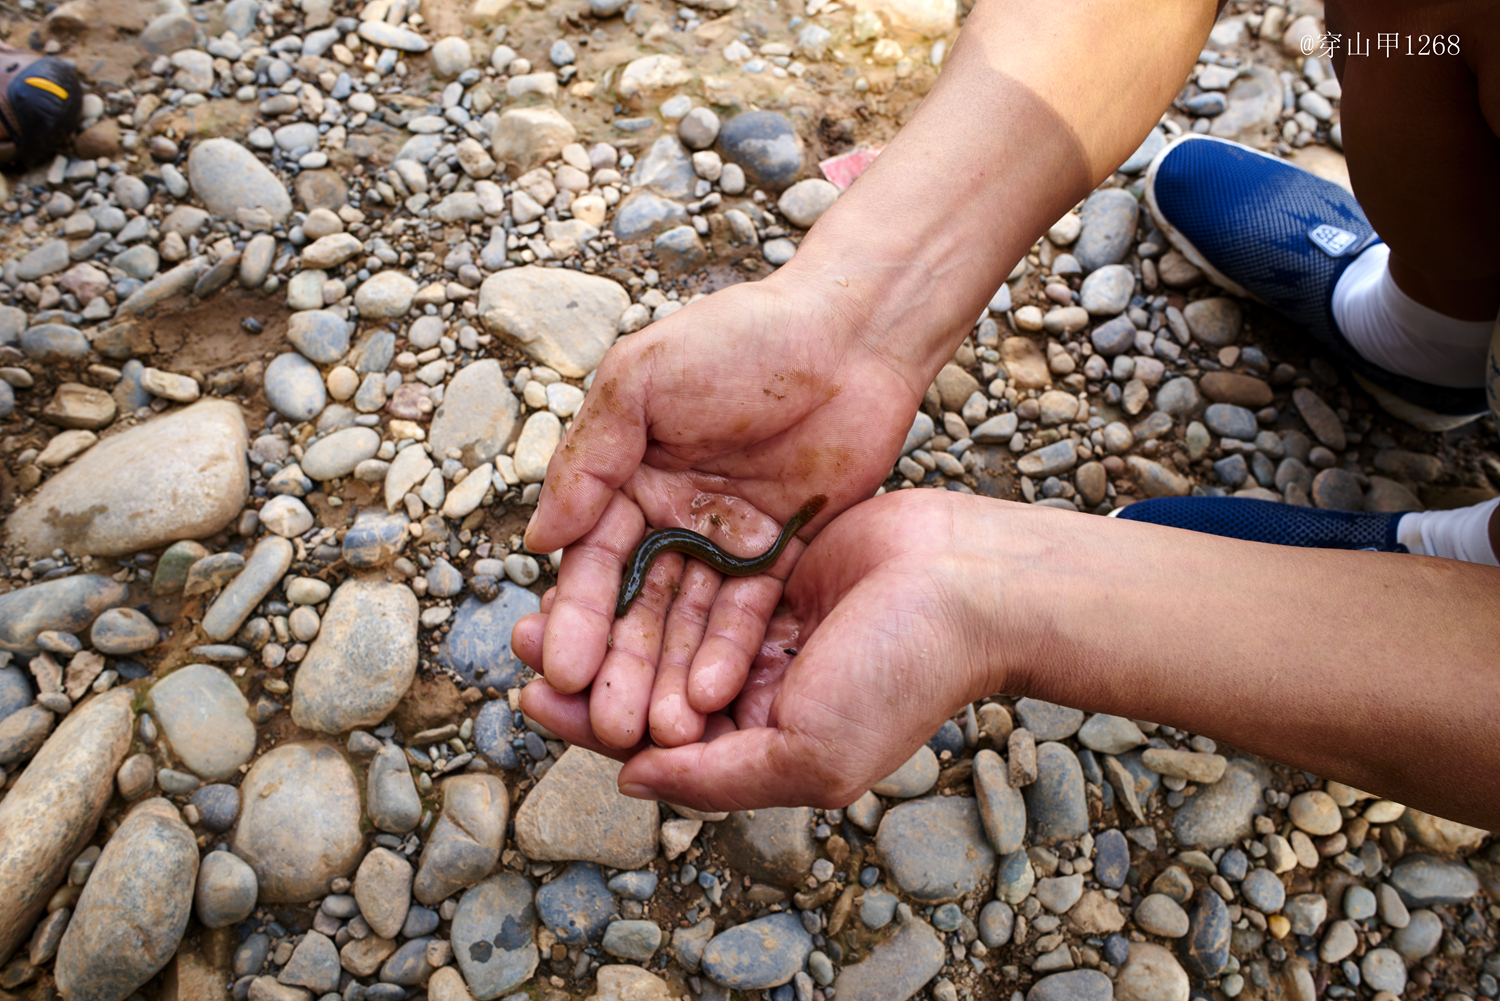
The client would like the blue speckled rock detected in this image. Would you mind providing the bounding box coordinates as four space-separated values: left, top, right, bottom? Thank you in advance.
403 906 440 939
381 936 435 986
860 889 897 930
452 874 539 1001
608 871 658 901
20 324 91 363
116 360 152 411
353 329 397 373
536 862 616 944
287 310 352 365
1024 742 1089 844
342 508 410 568
832 919 944 1001
701 912 813 989
715 112 804 191
875 796 995 902
1180 888 1231 979
1240 867 1284 913
602 919 661 962
190 784 241 832
472 700 520 770
1093 828 1129 889
1218 848 1248 881
1172 758 1266 849
437 586 540 690
1389 854 1480 907
0 574 128 654
0 666 31 724
925 720 963 758
264 352 327 422
610 191 687 241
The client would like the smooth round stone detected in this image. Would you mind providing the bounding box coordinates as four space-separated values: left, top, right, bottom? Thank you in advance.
1342 883 1377 921
158 768 200 794
1076 714 1145 754
89 607 158 655
231 742 364 902
355 271 418 318
875 796 995 902
436 586 541 691
1310 467 1363 510
610 191 688 240
1183 297 1242 346
1093 828 1130 889
1199 372 1273 407
860 889 897 929
196 849 258 928
149 664 257 780
763 238 797 266
1361 948 1407 995
537 862 617 944
1024 742 1089 844
0 666 30 724
1241 867 1285 913
452 873 539 1000
265 352 328 422
286 310 351 365
978 901 1013 948
870 745 938 798
1181 888 1231 979
292 581 418 734
185 139 293 225
403 906 441 940
973 749 1025 855
607 870 658 901
367 743 422 835
415 774 510 905
191 784 241 832
1203 403 1258 441
20 323 90 363
701 912 813 989
258 495 315 538
286 577 332 605
380 936 436 987
1036 873 1084 914
1027 970 1112 1001
301 427 380 480
1388 854 1480 906
1073 189 1138 273
1392 908 1442 961
1014 699 1084 740
679 107 721 149
354 847 413 940
1171 759 1265 849
776 179 839 228
1134 893 1190 937
715 111 803 191
1319 918 1359 963
1288 790 1342 835
1078 264 1133 315
1115 942 1189 1001
1285 893 1328 936
1154 376 1201 415
1090 314 1136 356
602 920 662 962
426 559 464 598
55 799 198 1001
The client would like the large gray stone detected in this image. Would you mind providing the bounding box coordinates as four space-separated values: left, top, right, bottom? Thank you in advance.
478 266 630 377
429 360 522 467
54 799 198 1001
1389 854 1480 907
414 774 510 905
700 912 813 989
187 139 293 225
514 747 658 869
149 664 257 780
1172 758 1266 849
0 688 133 966
291 581 418 733
7 400 249 557
0 575 127 654
195 849 258 929
875 796 995 902
832 919 944 1001
452 874 539 1000
1024 742 1089 844
1073 189 1139 273
231 742 364 902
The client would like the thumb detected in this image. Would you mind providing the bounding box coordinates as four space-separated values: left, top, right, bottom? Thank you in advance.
524 362 649 554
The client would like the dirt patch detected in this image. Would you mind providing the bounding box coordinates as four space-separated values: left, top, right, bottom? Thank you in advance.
394 673 470 733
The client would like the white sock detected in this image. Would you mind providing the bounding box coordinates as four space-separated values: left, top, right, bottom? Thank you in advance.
1397 498 1500 566
1330 243 1493 389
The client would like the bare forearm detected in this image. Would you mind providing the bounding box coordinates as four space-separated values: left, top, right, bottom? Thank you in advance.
771 0 1217 388
982 506 1500 829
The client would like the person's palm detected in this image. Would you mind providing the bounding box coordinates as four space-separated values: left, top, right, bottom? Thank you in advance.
517 276 930 749
521 490 1012 809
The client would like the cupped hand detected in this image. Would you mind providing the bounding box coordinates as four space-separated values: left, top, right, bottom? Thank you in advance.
519 489 1028 810
512 273 932 750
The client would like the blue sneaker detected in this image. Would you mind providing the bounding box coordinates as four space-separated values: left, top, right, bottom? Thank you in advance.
1144 134 1490 430
1108 496 1407 552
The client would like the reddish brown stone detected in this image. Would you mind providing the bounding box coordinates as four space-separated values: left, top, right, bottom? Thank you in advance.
1199 372 1273 408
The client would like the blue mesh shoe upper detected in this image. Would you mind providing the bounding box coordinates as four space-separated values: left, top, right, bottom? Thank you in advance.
1114 496 1406 552
1148 136 1489 417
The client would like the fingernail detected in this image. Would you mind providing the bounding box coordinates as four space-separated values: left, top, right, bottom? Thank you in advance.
619 782 657 800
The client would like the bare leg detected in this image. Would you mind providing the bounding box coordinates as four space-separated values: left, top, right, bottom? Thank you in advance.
1326 0 1500 321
